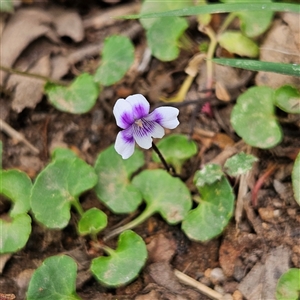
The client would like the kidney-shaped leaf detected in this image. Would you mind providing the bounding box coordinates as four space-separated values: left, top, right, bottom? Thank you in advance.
236 10 273 38
275 85 300 114
94 145 144 214
231 86 282 149
31 154 98 228
78 208 107 236
224 152 258 177
152 134 197 174
146 17 188 61
292 152 300 206
0 169 32 217
94 35 135 86
0 214 31 254
194 164 224 187
276 268 300 300
132 169 192 224
221 0 273 37
218 31 259 58
91 230 147 287
27 255 81 300
45 73 99 114
182 177 234 241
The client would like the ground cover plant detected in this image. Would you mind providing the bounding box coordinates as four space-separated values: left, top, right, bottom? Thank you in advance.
0 1 299 299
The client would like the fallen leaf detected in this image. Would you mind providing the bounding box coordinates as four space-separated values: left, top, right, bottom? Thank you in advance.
0 8 58 85
7 55 51 113
49 7 84 42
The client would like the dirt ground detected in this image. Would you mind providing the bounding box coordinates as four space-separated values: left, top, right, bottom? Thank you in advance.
0 1 299 299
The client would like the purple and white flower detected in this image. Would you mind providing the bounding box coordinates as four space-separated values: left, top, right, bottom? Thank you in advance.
113 94 179 159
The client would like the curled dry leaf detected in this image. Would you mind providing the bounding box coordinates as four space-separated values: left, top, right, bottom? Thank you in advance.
49 7 84 43
255 17 300 88
0 8 58 85
7 55 51 113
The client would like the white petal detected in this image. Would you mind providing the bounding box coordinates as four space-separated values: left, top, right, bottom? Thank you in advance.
146 107 179 129
126 94 150 120
132 122 164 149
114 129 135 159
113 99 134 129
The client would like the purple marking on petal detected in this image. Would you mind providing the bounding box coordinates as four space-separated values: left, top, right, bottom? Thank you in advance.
121 112 134 128
132 104 148 120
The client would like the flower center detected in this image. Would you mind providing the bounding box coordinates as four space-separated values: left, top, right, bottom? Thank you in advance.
135 119 143 128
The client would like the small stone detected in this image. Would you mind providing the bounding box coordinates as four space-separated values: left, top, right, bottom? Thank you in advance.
214 284 224 295
223 293 233 300
223 281 238 293
210 267 226 285
233 290 243 300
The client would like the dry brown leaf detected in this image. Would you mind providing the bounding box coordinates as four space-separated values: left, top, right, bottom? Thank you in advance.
7 55 51 112
238 246 291 300
0 8 58 85
49 7 84 42
256 17 300 88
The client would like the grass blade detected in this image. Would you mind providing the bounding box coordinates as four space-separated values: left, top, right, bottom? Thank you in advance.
125 3 299 19
212 59 300 77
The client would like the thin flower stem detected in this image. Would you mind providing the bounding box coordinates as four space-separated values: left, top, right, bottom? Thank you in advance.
152 142 176 175
103 206 155 241
0 65 68 86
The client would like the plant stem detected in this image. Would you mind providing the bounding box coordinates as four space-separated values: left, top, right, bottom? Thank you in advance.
103 206 155 241
72 198 84 217
152 142 176 175
218 12 236 34
0 65 68 86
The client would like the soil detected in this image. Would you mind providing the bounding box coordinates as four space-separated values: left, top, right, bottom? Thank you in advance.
0 1 299 300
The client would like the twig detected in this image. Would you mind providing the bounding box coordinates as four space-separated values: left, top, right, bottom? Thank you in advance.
0 65 68 86
174 269 223 300
0 118 39 154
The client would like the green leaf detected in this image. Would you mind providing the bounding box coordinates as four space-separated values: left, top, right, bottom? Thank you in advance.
132 169 192 224
236 10 273 37
194 164 224 187
231 86 282 148
146 17 188 61
212 59 300 77
276 268 300 300
45 73 99 114
0 170 32 253
94 145 144 214
152 134 197 173
0 169 32 217
292 152 300 206
31 153 98 228
224 152 258 177
91 230 147 287
94 35 135 86
221 0 273 37
139 0 194 30
0 214 31 254
78 208 107 236
125 3 299 19
27 255 81 300
182 177 235 241
51 147 79 160
0 0 13 12
218 31 259 58
0 140 2 169
275 85 300 114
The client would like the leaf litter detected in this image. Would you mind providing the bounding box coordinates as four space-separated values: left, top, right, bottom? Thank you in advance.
0 2 299 300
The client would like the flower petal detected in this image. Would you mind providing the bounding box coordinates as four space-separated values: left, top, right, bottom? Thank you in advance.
114 128 135 159
126 94 150 120
146 107 179 129
113 98 136 129
132 121 164 149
